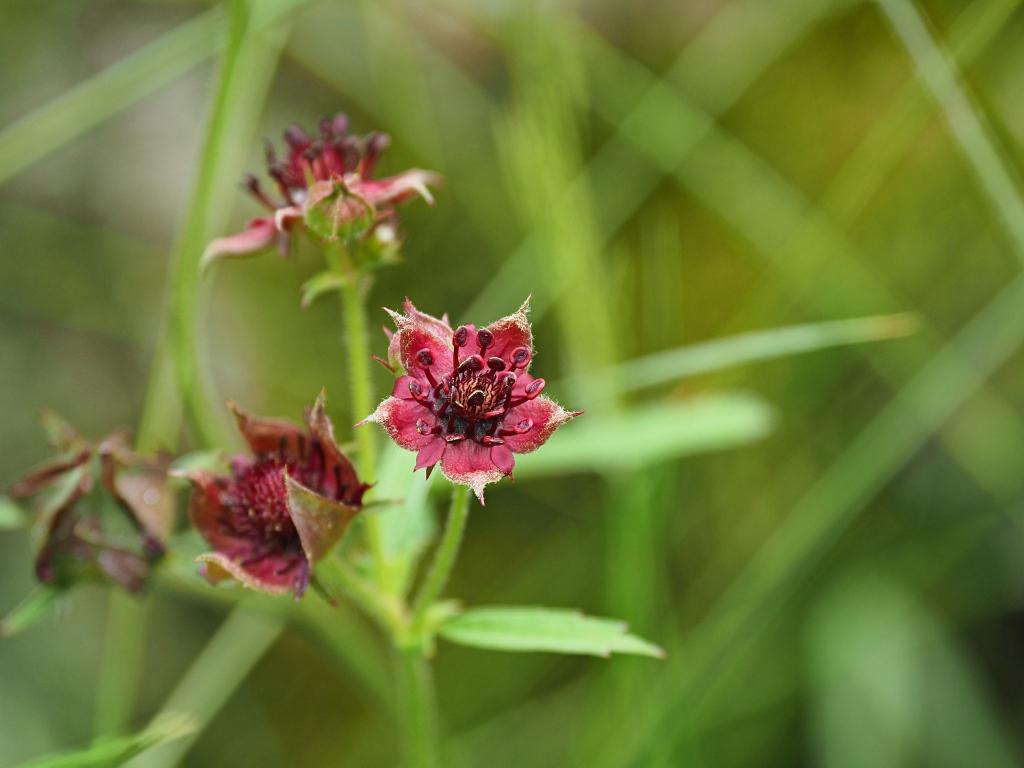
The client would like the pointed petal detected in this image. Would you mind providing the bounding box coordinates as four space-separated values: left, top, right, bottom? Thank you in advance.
228 401 307 461
96 547 151 593
9 450 90 498
200 217 279 273
360 397 439 452
99 447 173 550
440 441 504 505
358 169 442 207
196 551 304 596
304 390 370 506
490 444 515 476
178 470 244 553
401 297 453 337
503 397 581 453
414 438 446 473
484 297 533 367
388 303 455 377
284 474 360 565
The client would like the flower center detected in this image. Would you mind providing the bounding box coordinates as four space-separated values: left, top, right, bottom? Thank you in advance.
409 327 545 446
245 115 389 211
223 459 300 546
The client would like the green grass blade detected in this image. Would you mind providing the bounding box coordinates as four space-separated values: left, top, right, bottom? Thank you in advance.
515 393 775 478
568 313 918 400
17 713 196 768
876 0 1024 261
123 608 283 768
0 9 223 186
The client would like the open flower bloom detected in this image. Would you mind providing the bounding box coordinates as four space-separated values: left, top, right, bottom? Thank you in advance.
9 416 172 593
202 114 441 270
177 392 369 597
362 298 581 504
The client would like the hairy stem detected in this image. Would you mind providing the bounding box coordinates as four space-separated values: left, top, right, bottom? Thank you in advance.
411 484 470 635
396 648 441 768
339 274 387 575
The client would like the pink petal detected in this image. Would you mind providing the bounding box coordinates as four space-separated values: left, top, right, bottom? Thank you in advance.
414 438 446 473
304 390 370 507
401 297 453 337
385 305 455 377
196 551 307 596
490 444 515 476
228 401 307 460
484 297 533 368
358 169 442 207
200 218 279 272
392 375 421 400
440 441 505 505
178 470 246 552
503 397 581 454
359 396 438 451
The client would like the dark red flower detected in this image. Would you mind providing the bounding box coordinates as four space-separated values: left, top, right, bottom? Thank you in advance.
177 392 369 597
362 299 581 503
9 415 172 593
202 114 440 269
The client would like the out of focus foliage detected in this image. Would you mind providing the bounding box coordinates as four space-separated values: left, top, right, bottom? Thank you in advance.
2 0 1024 766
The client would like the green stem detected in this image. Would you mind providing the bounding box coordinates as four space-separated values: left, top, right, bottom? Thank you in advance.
411 484 470 635
123 607 283 768
396 648 441 768
93 592 148 735
338 275 386 572
315 554 403 636
94 0 292 739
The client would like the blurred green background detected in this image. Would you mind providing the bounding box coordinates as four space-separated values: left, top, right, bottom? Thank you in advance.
3 0 1024 765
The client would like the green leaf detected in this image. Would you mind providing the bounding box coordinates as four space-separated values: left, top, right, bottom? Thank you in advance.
0 495 26 530
439 606 665 659
568 313 919 399
16 712 196 768
373 442 437 596
515 392 774 477
300 270 347 309
1 586 59 638
168 450 225 477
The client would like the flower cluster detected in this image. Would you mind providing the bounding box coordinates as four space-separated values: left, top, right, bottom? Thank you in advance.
177 392 368 597
202 114 440 270
362 298 580 503
9 416 171 593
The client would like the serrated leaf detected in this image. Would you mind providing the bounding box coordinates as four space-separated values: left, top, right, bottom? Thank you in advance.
1 586 59 638
0 495 26 530
16 711 196 768
300 270 347 309
516 392 773 477
440 606 665 659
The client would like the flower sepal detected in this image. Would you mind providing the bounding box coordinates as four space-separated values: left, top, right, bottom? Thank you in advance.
9 416 173 594
303 177 375 244
180 391 368 599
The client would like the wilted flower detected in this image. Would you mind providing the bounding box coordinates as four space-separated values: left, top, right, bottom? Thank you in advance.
202 114 441 270
177 392 369 597
9 414 172 593
362 298 580 503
